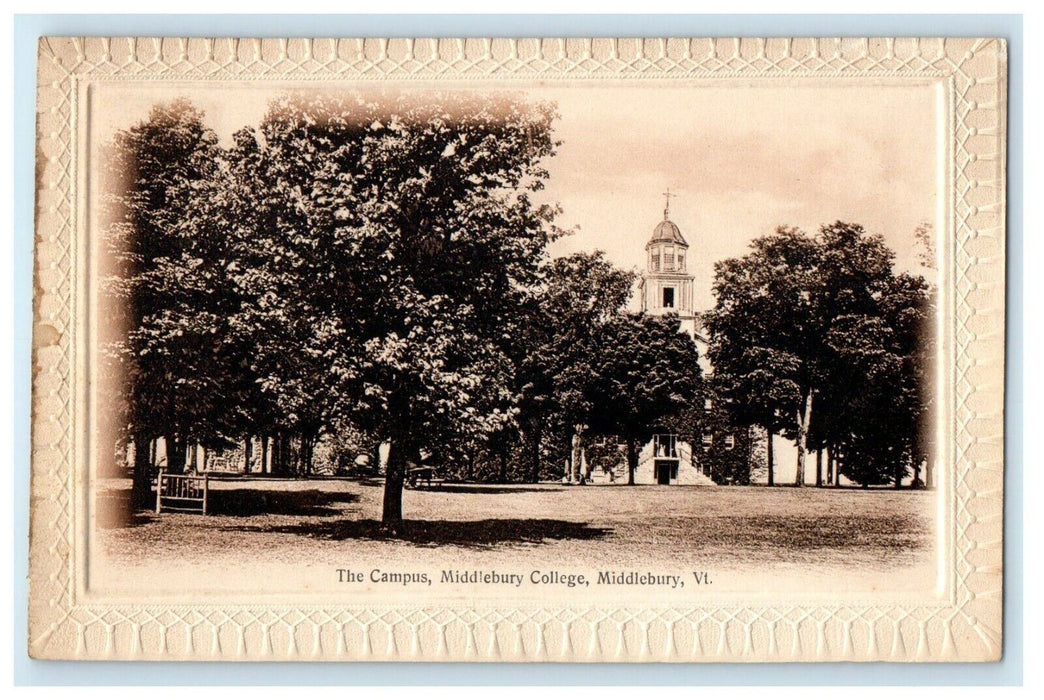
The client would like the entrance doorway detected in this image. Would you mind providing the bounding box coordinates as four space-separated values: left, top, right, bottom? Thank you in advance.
655 459 675 485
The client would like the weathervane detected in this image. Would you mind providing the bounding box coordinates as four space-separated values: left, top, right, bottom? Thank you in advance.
663 187 675 220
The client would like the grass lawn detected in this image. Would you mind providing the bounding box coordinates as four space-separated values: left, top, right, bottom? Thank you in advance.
93 477 936 599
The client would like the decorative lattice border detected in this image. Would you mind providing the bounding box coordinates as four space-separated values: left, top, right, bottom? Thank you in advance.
29 37 1006 661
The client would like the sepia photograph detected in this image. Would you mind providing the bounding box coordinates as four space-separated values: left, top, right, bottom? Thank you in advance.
28 36 1007 661
89 81 942 596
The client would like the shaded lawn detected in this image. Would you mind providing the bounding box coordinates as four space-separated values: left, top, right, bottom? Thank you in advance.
96 478 934 571
225 518 611 548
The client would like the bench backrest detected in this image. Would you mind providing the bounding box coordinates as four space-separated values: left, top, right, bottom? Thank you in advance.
155 470 209 514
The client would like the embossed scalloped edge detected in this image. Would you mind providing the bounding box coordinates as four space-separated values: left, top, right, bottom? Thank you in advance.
29 36 1006 661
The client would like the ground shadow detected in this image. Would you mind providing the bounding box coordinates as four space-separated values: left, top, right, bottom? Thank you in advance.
204 488 360 517
222 518 613 549
97 486 362 526
430 485 566 495
96 489 157 529
355 477 386 488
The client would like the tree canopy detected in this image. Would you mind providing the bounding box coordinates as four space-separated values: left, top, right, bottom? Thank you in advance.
704 222 933 487
103 94 933 522
588 313 702 484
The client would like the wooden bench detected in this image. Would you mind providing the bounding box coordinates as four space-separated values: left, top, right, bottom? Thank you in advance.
155 470 210 514
405 467 444 490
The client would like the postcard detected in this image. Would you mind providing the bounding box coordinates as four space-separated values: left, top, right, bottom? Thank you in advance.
29 36 1007 661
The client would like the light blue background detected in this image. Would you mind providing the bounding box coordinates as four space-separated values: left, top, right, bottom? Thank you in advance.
13 13 1023 686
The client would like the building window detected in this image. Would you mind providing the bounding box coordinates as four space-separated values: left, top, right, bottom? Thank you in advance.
704 398 713 411
701 434 713 450
724 434 735 450
653 434 678 458
662 287 675 308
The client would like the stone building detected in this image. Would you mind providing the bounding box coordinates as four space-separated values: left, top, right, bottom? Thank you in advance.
590 194 719 485
602 193 754 485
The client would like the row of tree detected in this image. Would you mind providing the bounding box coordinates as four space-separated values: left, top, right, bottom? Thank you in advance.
102 94 706 527
102 92 934 528
705 224 935 489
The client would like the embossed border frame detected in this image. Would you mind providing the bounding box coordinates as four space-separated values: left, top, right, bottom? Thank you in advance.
29 36 1007 662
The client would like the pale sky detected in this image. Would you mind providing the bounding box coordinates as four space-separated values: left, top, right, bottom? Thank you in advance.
91 80 941 312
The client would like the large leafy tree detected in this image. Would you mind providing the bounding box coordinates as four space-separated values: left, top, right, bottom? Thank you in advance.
704 227 817 485
227 90 562 527
214 123 347 475
103 99 231 501
824 272 931 487
812 223 927 487
588 313 702 484
518 252 636 482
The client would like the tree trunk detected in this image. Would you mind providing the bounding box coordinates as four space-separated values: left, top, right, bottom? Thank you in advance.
289 434 299 476
815 448 823 487
302 433 315 475
794 391 813 487
278 434 290 476
925 460 933 489
626 438 639 485
570 427 584 484
498 442 508 483
261 435 270 474
744 425 753 485
529 426 542 483
270 435 280 474
167 434 186 473
766 427 775 486
131 430 152 509
296 434 304 475
274 434 284 475
244 436 253 474
826 445 834 486
382 431 409 531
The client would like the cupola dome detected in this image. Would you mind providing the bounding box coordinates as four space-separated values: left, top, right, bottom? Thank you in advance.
646 189 688 248
648 218 688 247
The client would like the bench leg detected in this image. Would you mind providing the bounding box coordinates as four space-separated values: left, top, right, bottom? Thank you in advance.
155 470 163 514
